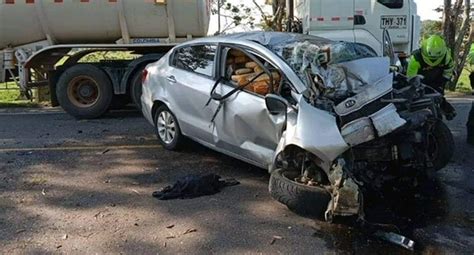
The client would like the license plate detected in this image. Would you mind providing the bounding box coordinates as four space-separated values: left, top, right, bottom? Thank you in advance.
380 15 407 29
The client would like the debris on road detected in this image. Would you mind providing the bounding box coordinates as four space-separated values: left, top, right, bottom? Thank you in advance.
152 174 239 200
374 231 415 251
101 149 110 154
182 228 197 235
270 235 283 245
15 229 26 234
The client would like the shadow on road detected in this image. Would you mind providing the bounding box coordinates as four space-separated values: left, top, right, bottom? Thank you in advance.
1 105 474 253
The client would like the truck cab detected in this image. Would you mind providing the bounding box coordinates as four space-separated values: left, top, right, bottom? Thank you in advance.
295 0 421 56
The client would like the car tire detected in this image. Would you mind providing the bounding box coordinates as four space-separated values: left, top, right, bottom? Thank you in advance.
429 120 455 171
154 105 184 150
269 169 331 219
56 64 113 119
130 70 143 110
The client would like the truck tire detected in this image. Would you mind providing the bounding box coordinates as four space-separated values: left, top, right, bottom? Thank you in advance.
269 169 331 219
429 120 455 171
130 70 143 110
56 64 113 119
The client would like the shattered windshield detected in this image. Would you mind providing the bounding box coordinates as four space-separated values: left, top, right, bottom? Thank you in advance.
265 37 378 88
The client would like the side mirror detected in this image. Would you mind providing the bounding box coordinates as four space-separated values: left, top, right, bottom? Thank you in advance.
265 94 288 115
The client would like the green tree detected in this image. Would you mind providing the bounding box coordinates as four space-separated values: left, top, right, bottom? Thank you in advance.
441 0 474 90
211 0 257 34
421 20 443 39
211 0 289 34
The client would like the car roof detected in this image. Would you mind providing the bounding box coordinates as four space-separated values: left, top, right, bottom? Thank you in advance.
182 31 333 47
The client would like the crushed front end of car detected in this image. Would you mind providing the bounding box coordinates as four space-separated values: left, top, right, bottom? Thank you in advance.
267 36 454 224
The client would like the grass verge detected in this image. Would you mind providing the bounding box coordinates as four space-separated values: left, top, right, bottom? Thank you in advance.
0 83 40 108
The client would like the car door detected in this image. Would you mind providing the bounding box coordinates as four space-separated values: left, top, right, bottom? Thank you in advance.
165 44 218 143
210 45 286 167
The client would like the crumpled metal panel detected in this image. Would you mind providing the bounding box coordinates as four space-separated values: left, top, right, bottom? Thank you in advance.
271 96 349 171
331 178 361 216
310 57 390 100
334 73 393 116
336 57 390 92
370 103 407 137
325 159 361 219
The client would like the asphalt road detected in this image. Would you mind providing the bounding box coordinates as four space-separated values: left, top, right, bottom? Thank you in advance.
0 99 473 254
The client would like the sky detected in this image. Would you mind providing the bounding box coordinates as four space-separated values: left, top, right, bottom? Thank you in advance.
414 0 443 20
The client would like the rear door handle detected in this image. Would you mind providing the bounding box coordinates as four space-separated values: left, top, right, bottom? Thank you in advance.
167 75 177 83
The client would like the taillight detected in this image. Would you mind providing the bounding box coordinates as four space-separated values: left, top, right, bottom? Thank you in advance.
142 69 149 84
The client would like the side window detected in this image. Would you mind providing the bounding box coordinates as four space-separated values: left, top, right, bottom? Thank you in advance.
377 0 403 9
223 48 281 96
172 44 216 77
354 15 366 25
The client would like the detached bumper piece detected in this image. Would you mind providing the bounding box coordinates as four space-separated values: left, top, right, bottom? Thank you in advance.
341 103 406 147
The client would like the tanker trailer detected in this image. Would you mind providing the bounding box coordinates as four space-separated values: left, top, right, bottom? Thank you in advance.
0 0 210 118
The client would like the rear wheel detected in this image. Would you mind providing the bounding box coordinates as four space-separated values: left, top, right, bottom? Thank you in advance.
56 64 113 119
269 169 331 219
154 105 184 150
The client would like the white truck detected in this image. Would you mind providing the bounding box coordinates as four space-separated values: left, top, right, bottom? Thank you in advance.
294 0 421 57
0 0 210 118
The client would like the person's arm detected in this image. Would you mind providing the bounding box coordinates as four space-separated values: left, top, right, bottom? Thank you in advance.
406 55 421 78
443 49 455 80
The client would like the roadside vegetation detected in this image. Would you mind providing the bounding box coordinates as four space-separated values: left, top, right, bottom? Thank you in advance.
457 69 473 94
0 83 39 108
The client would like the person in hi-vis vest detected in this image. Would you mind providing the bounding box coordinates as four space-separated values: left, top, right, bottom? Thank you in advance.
407 35 456 120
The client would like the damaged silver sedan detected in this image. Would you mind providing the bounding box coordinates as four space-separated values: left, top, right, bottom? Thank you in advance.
141 32 454 223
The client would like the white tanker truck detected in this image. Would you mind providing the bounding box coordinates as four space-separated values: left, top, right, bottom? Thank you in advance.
0 0 210 118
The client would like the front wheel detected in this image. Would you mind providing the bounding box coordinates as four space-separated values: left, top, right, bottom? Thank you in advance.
428 120 455 171
269 169 331 219
154 105 185 150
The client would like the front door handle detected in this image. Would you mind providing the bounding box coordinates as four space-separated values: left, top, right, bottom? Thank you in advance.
167 75 177 83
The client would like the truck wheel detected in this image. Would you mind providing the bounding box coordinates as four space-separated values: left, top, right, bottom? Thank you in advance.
428 120 455 171
57 65 113 119
269 169 331 219
130 71 143 110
